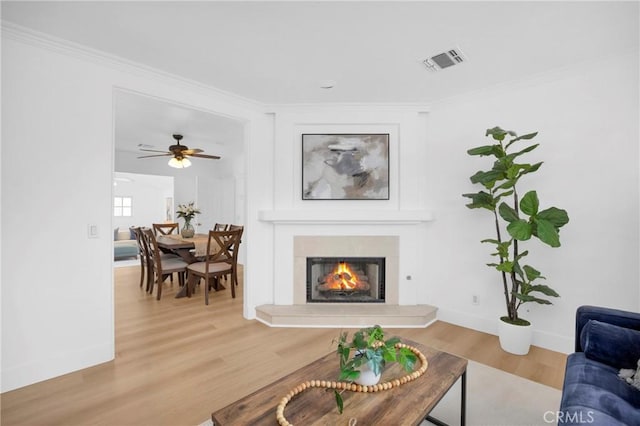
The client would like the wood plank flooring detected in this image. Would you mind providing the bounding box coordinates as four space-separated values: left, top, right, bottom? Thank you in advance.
0 265 567 426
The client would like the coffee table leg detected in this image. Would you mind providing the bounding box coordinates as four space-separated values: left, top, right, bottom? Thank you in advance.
424 369 467 426
460 369 467 426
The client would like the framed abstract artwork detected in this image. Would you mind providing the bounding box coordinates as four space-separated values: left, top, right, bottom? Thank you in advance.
302 134 390 200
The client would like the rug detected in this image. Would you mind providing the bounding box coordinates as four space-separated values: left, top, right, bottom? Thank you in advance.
200 360 561 426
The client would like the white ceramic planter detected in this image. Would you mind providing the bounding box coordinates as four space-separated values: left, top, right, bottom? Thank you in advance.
355 362 382 386
498 318 532 355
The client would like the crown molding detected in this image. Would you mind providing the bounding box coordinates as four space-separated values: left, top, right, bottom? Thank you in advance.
265 103 431 115
1 21 263 112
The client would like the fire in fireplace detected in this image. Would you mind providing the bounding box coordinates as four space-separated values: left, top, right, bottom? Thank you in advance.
306 257 385 303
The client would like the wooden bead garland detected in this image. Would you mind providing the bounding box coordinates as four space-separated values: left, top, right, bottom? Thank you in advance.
275 343 428 426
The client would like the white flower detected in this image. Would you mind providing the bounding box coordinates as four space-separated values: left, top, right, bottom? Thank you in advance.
176 202 201 221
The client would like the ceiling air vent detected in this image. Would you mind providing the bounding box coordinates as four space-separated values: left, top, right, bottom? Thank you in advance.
423 47 466 72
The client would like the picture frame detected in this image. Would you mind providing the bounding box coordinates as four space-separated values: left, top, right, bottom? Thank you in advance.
302 134 390 200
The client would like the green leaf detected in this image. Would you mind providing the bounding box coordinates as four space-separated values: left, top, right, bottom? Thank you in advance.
353 330 370 349
467 145 501 157
537 207 570 228
511 144 539 158
505 131 538 149
515 250 529 262
520 191 539 216
496 261 514 273
486 126 516 141
536 219 561 247
512 260 523 278
463 191 496 211
506 165 521 180
520 162 543 176
397 347 417 372
335 390 344 414
507 220 532 240
529 284 560 298
482 239 511 258
338 368 360 382
469 170 504 188
384 336 400 346
480 238 501 245
523 265 544 281
495 189 514 199
499 202 519 223
513 292 553 304
496 180 516 190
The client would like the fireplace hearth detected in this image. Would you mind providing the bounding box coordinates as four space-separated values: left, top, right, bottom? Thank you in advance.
306 257 385 303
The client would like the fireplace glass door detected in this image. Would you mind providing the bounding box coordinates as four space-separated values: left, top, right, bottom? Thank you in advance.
306 257 385 303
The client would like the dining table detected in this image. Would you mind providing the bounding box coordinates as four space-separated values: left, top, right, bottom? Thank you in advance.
156 233 225 298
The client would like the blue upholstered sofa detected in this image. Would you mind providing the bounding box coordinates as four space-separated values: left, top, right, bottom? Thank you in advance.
559 305 640 425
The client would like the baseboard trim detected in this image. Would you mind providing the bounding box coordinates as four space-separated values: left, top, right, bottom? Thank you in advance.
436 308 573 354
1 342 114 392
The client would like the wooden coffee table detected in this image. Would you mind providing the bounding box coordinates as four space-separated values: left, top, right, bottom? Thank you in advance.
211 340 467 426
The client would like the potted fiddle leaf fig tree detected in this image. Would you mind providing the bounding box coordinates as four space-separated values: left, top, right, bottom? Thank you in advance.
462 126 569 355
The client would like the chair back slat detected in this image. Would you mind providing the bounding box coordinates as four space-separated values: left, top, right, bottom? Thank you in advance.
142 229 162 272
204 229 242 274
153 223 179 236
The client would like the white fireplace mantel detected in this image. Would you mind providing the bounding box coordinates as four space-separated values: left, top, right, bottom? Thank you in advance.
258 209 433 224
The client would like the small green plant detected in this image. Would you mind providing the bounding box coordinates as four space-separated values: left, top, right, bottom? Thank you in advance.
462 126 570 325
333 325 416 414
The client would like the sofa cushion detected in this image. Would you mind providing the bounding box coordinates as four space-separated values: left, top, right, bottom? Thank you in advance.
560 353 640 425
581 320 640 369
114 240 139 259
116 229 132 241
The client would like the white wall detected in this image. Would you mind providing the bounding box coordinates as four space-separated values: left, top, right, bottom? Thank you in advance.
1 29 262 392
112 172 174 231
425 52 639 352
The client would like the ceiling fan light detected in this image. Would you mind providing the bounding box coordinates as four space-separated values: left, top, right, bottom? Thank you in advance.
168 157 192 169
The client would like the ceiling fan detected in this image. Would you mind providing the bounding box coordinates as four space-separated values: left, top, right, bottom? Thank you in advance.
137 134 220 168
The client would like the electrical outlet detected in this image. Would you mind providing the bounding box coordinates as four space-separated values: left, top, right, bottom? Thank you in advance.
472 294 480 305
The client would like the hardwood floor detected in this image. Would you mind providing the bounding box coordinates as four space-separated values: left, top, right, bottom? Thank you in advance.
1 265 567 426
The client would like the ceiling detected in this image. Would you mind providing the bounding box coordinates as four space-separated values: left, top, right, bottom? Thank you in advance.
114 90 244 156
2 1 638 155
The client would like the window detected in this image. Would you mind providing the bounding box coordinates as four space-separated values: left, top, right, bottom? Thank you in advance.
114 196 132 217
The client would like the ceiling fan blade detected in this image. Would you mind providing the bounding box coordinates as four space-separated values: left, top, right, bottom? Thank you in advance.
139 148 171 153
182 148 203 155
189 153 221 159
138 153 173 159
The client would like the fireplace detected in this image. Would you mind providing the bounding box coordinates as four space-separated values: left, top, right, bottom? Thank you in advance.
306 257 385 303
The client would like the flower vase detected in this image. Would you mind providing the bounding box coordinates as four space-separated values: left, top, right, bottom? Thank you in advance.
355 361 382 386
181 221 195 238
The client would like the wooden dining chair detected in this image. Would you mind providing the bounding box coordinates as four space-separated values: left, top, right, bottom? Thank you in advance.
210 224 243 287
152 222 179 236
186 228 242 305
132 227 153 290
227 225 244 287
142 229 188 300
